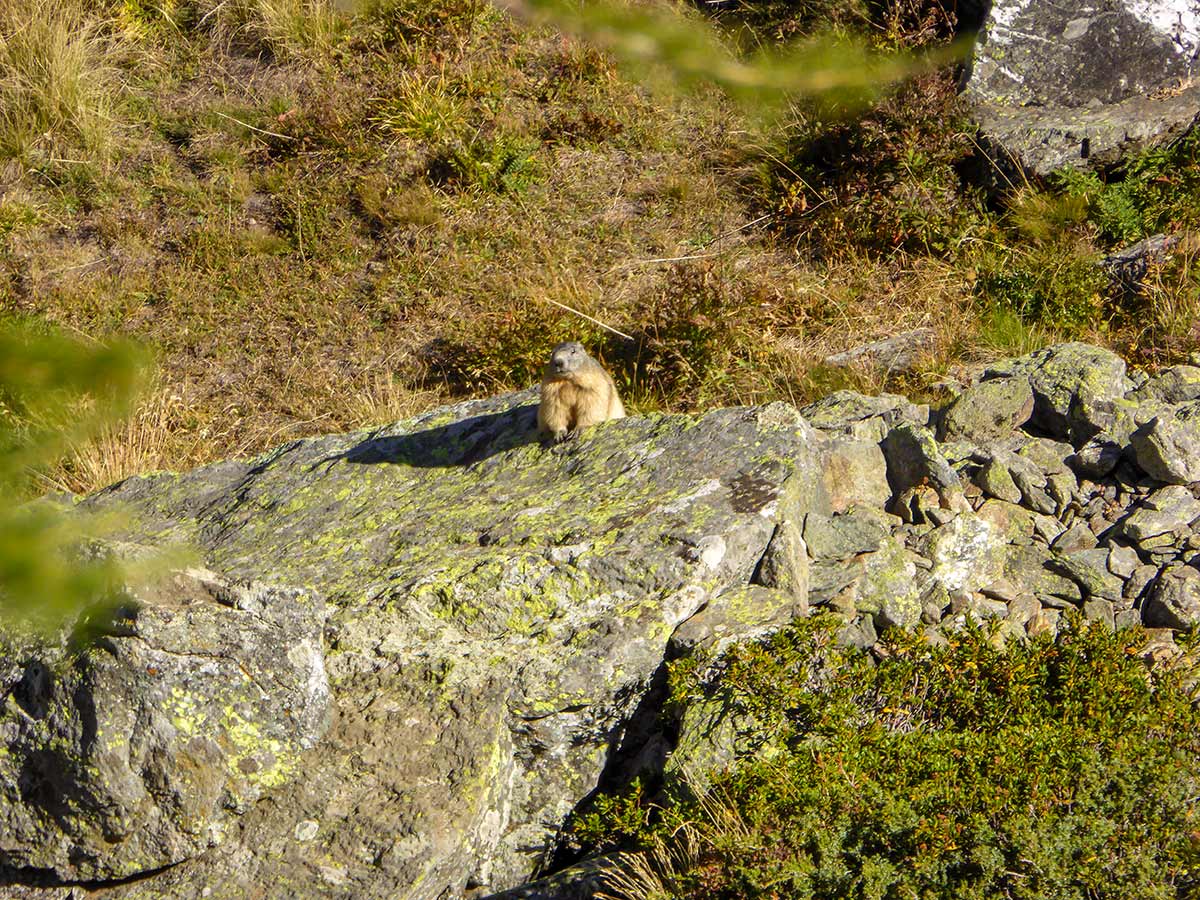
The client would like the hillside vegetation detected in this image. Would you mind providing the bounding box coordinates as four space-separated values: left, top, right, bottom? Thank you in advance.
1 0 1198 494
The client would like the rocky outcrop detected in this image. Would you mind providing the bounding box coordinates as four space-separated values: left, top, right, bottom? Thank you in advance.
3 395 827 899
0 570 331 881
4 342 1200 899
963 0 1200 176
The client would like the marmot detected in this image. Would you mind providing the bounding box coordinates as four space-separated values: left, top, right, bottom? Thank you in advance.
537 341 625 441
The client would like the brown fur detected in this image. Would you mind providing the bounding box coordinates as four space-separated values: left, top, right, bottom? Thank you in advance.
537 342 625 441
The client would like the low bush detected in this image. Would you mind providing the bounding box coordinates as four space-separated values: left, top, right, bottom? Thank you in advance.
576 617 1200 900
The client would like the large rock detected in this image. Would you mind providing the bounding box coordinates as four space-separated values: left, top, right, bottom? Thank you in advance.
0 570 331 880
1130 402 1200 483
964 0 1200 176
982 343 1132 445
9 393 826 898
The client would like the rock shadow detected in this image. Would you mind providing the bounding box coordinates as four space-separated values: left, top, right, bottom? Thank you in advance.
336 402 543 469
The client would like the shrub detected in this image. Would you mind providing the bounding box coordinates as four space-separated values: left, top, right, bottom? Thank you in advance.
579 618 1200 900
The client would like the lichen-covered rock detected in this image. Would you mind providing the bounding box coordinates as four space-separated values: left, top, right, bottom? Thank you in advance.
938 376 1034 443
802 511 889 560
31 393 826 898
1120 485 1200 545
670 585 798 658
799 391 928 442
1129 364 1200 404
919 512 1006 594
820 439 892 512
964 0 1200 176
847 536 926 630
881 422 966 512
983 344 1132 445
751 520 810 618
0 570 331 880
1143 566 1200 630
1130 402 1200 483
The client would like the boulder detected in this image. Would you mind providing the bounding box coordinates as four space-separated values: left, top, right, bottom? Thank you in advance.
16 392 827 898
1130 402 1200 483
964 0 1200 176
982 344 1132 445
1143 566 1200 630
0 570 331 880
938 376 1034 443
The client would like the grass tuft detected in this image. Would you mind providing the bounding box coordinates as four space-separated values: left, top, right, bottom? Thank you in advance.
0 0 120 164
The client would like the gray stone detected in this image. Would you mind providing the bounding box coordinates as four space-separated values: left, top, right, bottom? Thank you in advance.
1107 543 1141 579
847 537 926 630
976 455 1022 504
1120 484 1200 542
1073 437 1122 479
1004 544 1083 605
1115 608 1143 630
824 328 936 374
0 570 332 880
671 586 798 658
1131 402 1200 483
983 344 1132 444
1052 521 1098 553
919 512 1007 594
1128 564 1163 602
938 376 1034 443
965 1 1200 176
802 511 888 560
1082 598 1115 629
1027 607 1061 638
1142 565 1200 630
800 391 928 443
882 422 967 511
752 520 810 618
1050 550 1124 601
821 439 892 513
1129 364 1200 404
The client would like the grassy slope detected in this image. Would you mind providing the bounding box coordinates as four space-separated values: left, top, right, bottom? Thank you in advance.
1 0 1198 494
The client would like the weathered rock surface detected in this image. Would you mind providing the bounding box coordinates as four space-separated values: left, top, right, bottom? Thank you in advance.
964 0 1200 176
4 394 827 899
0 570 331 880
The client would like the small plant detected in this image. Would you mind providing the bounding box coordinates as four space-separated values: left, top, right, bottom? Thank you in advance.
426 133 543 193
371 70 469 144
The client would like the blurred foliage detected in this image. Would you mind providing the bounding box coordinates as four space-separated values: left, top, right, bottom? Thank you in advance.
498 0 961 119
0 319 150 632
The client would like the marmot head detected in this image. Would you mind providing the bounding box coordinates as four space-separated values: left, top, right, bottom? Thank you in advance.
547 341 589 375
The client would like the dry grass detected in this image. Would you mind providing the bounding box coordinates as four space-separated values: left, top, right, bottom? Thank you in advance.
43 381 203 495
0 0 120 163
2 0 1197 494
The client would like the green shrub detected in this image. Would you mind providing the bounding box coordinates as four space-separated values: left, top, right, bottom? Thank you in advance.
1053 131 1200 246
579 618 1200 900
